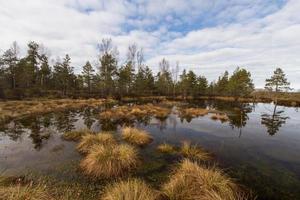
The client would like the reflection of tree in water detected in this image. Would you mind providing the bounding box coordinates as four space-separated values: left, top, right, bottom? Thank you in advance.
156 117 168 130
0 121 24 141
80 107 96 129
53 110 77 133
99 115 152 132
228 103 253 137
18 116 52 150
261 104 289 136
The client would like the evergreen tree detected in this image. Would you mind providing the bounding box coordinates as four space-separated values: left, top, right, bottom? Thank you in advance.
134 66 155 96
82 61 94 94
197 75 208 95
117 63 134 97
53 55 74 95
98 38 118 96
25 41 40 87
265 68 291 93
2 42 19 89
155 58 173 95
39 54 51 88
215 71 229 96
227 68 254 99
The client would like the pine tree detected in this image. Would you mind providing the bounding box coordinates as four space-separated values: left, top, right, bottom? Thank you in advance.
155 58 173 95
265 68 290 93
227 68 254 99
82 61 94 94
2 42 19 89
53 55 74 95
39 54 51 88
98 38 118 96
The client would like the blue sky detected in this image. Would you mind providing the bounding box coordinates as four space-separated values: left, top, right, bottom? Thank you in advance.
0 0 299 89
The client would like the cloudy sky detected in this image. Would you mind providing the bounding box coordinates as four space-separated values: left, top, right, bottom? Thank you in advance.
0 0 299 89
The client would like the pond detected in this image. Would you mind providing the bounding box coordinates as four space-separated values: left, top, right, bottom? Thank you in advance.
0 100 300 200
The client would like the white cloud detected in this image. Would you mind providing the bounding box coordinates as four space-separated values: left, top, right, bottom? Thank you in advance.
0 0 299 88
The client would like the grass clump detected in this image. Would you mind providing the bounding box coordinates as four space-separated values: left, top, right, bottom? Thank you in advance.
180 108 209 118
122 127 153 146
80 144 139 178
101 179 159 200
157 143 176 154
0 182 52 200
62 129 92 141
162 159 247 200
180 141 210 161
76 132 116 154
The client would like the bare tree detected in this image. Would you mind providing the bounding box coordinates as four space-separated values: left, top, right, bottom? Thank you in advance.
171 61 180 98
137 48 144 70
127 44 137 66
159 58 170 73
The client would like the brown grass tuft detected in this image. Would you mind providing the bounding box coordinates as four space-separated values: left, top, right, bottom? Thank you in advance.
76 132 116 154
163 159 248 200
157 143 176 154
180 108 209 118
80 144 139 178
180 141 211 161
0 182 52 200
62 129 92 141
101 179 159 200
122 127 153 146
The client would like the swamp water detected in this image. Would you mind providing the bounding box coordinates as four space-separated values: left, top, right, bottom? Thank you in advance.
0 100 300 200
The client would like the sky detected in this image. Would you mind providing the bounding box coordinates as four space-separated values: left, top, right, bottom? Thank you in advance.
0 0 300 89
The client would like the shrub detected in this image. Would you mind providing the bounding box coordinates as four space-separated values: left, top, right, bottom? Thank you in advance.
163 159 246 200
122 127 153 146
77 132 116 154
101 179 159 200
80 144 139 178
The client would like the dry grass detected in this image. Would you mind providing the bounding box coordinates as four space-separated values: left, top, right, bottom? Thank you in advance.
157 143 176 154
101 179 159 200
179 107 209 118
121 127 153 146
80 144 139 178
180 141 211 161
99 104 171 121
210 113 229 122
162 159 248 200
76 132 116 154
62 129 92 141
0 98 115 124
0 182 53 200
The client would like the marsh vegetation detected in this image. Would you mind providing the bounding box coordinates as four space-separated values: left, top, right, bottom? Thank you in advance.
1 99 300 199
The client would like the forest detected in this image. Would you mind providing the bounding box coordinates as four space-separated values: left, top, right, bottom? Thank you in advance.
0 39 258 100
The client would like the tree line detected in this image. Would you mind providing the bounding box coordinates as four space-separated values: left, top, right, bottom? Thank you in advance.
0 39 290 100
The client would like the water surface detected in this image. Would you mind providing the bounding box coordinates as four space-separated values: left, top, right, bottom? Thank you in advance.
0 101 299 200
